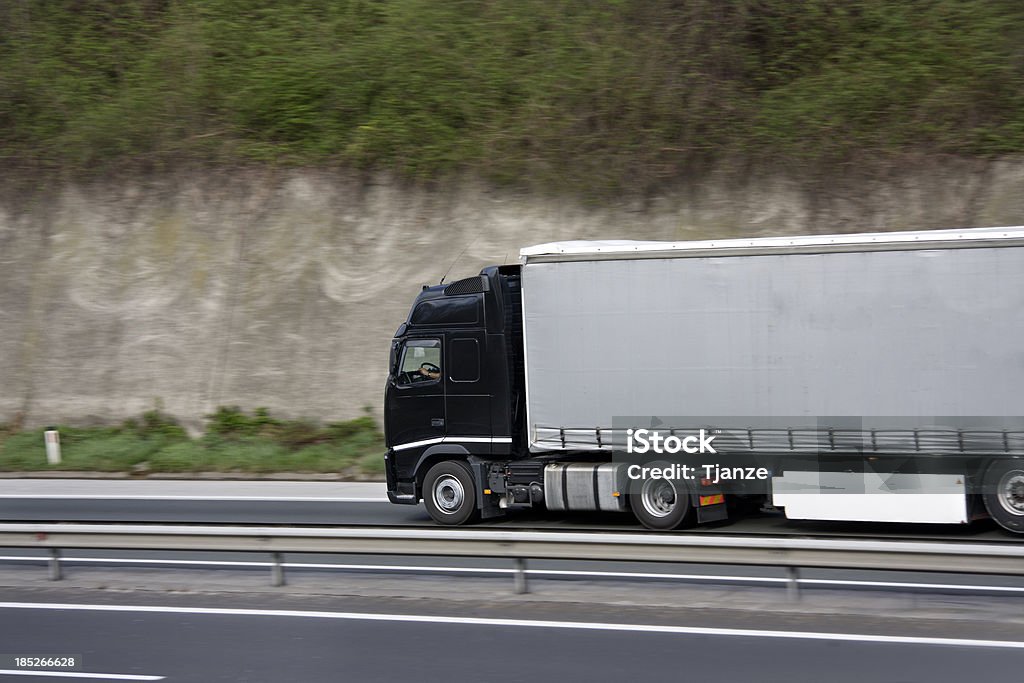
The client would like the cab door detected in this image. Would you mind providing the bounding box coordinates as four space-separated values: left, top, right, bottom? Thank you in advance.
385 338 446 450
445 334 491 453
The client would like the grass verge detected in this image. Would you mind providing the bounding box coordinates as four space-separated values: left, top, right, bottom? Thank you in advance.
0 407 385 479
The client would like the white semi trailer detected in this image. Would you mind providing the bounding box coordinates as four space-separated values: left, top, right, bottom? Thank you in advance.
383 226 1024 533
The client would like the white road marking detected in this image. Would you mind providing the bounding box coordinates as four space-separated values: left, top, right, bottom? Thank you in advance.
0 670 163 680
529 569 1024 592
0 557 496 572
0 556 272 567
0 602 1021 650
796 578 1024 592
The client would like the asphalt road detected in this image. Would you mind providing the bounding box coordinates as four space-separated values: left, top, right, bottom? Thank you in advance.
3 479 1023 598
0 480 1015 542
1 482 1022 681
1 590 1022 683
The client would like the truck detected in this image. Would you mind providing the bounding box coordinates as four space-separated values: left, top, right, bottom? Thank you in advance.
383 226 1024 534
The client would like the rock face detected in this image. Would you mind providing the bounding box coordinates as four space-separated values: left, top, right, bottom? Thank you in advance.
2 160 1023 431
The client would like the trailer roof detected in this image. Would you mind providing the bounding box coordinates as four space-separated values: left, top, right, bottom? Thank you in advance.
520 225 1024 263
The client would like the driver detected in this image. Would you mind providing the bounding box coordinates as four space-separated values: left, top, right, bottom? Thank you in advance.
418 363 441 380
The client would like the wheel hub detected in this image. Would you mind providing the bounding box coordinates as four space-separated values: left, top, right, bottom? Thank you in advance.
998 470 1024 516
432 475 465 513
640 479 677 518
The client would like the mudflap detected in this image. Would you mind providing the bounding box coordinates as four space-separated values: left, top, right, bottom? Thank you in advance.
468 457 504 520
694 477 728 524
696 502 728 523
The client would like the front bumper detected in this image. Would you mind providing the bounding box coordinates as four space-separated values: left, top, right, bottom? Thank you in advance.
385 449 418 504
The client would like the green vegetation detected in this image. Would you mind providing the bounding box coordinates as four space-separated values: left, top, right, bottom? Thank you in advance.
0 407 385 477
2 1 1023 192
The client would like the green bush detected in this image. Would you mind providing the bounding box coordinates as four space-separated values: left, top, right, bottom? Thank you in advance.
124 409 189 440
2 1 1022 192
204 406 280 438
325 416 378 440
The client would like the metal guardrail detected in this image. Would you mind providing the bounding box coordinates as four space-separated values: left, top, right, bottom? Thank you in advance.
1 523 1022 597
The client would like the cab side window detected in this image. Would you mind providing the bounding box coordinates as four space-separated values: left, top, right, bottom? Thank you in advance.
396 339 442 386
449 338 480 382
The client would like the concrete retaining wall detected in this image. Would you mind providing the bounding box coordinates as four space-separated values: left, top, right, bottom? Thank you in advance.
2 159 1023 431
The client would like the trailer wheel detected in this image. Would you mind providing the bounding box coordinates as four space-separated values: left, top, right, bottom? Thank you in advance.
423 460 480 526
982 459 1024 533
630 463 694 531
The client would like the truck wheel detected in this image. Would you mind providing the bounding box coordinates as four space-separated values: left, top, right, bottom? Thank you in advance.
423 460 480 526
630 464 694 531
982 459 1024 533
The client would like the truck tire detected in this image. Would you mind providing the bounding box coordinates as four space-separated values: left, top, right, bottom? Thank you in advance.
629 462 694 531
982 458 1024 534
423 460 480 526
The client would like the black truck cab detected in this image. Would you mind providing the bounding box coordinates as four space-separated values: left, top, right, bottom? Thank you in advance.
383 262 723 529
384 266 525 505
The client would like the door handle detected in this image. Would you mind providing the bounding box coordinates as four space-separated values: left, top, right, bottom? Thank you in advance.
431 418 445 428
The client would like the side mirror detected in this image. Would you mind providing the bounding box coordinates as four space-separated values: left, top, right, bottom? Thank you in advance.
389 340 401 374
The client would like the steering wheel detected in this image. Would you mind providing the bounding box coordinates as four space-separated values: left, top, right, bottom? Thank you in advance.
419 362 440 374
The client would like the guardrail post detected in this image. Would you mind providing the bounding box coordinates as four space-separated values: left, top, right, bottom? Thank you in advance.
786 566 800 602
49 548 62 581
271 552 285 587
514 558 528 594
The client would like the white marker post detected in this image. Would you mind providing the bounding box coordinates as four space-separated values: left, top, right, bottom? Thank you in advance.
44 428 61 465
